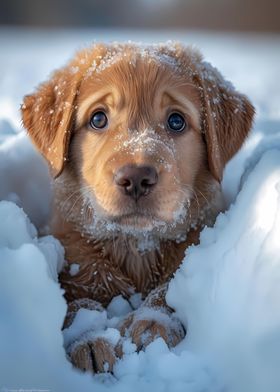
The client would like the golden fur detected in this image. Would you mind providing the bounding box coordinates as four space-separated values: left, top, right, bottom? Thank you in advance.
21 42 254 373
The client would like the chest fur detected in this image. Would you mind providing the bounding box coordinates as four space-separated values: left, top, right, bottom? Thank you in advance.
58 228 199 306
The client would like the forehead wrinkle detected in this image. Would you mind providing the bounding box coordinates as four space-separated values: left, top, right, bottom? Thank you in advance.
164 91 200 128
125 64 170 129
76 90 114 127
78 58 190 130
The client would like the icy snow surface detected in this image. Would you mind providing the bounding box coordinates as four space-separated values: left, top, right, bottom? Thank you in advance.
0 28 280 392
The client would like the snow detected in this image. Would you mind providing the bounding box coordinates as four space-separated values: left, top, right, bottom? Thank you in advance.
69 262 80 276
168 149 280 392
0 28 280 392
0 133 52 229
107 295 133 318
63 308 108 348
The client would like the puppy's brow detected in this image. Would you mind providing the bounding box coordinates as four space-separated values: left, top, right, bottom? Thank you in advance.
77 91 113 126
164 92 200 128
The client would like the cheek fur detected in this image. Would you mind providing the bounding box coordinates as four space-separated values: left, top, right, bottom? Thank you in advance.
175 130 205 186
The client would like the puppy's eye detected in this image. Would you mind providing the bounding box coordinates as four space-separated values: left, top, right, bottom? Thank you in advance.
167 113 186 133
90 111 108 130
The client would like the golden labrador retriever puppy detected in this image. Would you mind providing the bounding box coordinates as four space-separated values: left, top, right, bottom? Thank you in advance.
21 42 254 373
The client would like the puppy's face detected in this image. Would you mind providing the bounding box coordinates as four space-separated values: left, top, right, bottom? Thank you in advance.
22 43 254 238
72 52 203 232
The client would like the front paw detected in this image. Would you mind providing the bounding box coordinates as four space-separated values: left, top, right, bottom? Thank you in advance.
118 307 185 351
67 333 122 373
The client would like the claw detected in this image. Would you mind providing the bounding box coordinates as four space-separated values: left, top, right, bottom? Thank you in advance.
69 342 93 372
68 337 117 373
118 308 185 351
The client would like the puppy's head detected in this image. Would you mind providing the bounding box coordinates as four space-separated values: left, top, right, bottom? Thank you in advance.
22 43 254 237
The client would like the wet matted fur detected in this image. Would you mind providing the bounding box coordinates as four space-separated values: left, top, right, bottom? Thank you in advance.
22 42 254 373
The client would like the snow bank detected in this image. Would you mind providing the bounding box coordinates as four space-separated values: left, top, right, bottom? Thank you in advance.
168 149 280 392
0 133 51 229
0 201 69 389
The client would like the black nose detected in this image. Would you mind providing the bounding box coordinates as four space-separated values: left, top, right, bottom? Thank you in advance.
115 164 158 201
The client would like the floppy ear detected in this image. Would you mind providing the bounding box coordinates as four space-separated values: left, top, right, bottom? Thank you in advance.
196 62 255 182
21 67 80 178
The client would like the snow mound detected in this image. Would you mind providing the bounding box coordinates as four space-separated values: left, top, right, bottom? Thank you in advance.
168 149 280 392
0 131 51 229
0 200 70 390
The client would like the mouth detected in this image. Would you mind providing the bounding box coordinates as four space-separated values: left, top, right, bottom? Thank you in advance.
86 189 190 237
86 203 190 244
111 212 161 230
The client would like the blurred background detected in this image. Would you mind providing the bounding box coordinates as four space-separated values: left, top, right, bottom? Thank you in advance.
0 0 279 136
1 0 280 33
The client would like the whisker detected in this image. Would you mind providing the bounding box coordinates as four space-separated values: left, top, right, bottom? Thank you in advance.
195 187 211 206
64 193 85 222
60 184 92 212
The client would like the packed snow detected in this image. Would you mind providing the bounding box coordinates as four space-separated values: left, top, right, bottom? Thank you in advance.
0 28 280 392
